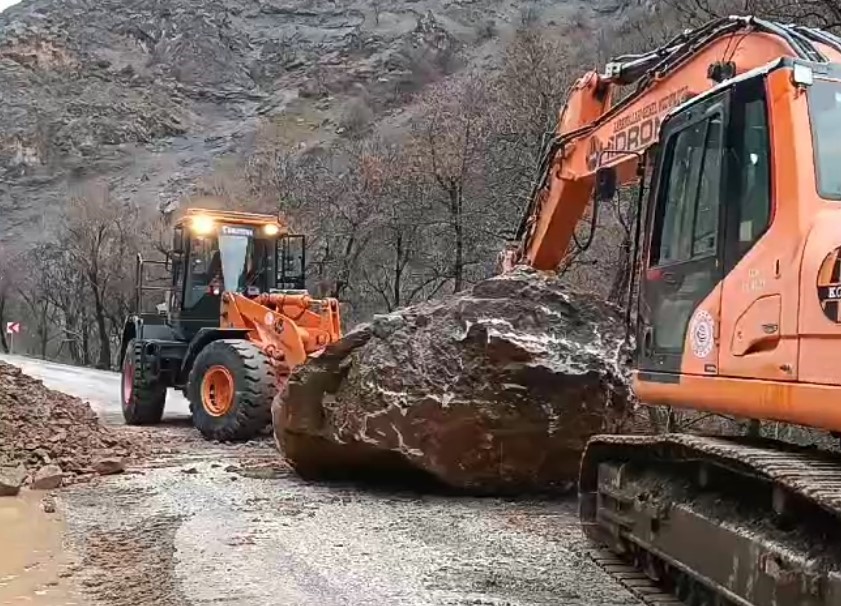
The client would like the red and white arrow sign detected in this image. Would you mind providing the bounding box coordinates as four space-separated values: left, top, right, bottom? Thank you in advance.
5 322 20 335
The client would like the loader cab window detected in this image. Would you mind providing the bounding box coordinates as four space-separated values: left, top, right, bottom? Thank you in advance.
180 226 280 315
219 231 251 293
278 235 306 291
185 236 218 309
243 237 276 294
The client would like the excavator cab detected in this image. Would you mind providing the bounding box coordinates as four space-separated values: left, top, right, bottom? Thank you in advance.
630 60 840 411
119 207 340 443
557 56 841 413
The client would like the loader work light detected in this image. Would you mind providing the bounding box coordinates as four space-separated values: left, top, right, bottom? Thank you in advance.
263 224 280 236
191 215 216 235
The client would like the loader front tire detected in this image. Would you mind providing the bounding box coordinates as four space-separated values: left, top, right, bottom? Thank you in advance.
188 340 277 442
121 339 166 425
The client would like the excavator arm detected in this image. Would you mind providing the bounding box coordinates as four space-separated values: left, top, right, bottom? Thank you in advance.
504 16 841 272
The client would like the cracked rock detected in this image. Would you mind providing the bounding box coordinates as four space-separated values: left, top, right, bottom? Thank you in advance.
0 465 27 497
32 464 64 490
273 266 634 494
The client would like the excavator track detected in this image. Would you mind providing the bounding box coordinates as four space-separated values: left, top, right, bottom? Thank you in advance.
588 548 686 605
579 433 841 606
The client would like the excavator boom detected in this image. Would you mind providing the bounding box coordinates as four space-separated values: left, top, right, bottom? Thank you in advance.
509 16 841 271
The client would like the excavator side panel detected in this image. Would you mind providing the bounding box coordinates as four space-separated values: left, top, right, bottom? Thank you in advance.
632 373 841 432
705 69 801 383
797 74 841 386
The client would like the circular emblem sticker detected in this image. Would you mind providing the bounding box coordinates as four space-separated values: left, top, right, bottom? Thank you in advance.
689 309 714 359
817 246 841 322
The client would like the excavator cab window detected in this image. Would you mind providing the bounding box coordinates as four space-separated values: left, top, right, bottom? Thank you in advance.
640 93 727 368
723 80 771 270
809 79 841 200
653 115 723 266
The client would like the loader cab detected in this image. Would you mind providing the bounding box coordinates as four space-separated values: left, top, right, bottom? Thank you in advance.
167 210 307 342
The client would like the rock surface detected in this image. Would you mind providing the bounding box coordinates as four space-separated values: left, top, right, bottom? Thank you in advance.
92 457 126 476
273 267 633 494
32 463 64 490
0 464 26 496
0 0 609 241
0 361 143 483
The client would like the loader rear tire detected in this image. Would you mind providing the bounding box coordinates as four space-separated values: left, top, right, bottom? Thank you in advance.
121 339 166 425
187 339 277 442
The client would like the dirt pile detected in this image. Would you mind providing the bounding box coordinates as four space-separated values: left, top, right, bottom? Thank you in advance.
273 267 635 494
0 361 141 485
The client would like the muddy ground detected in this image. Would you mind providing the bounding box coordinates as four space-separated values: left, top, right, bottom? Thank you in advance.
1 355 641 606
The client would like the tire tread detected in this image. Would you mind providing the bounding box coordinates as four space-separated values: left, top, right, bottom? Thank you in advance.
122 339 166 425
188 339 277 442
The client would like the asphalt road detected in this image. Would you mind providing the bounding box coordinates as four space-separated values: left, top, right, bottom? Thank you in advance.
0 354 641 606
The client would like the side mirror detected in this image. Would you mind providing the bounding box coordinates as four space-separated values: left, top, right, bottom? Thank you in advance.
172 227 185 255
595 166 617 202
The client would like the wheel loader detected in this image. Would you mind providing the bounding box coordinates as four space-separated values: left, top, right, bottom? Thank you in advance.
492 14 841 606
118 208 341 442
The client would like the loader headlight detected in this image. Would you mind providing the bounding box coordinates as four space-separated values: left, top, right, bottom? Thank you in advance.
191 215 216 235
263 224 280 236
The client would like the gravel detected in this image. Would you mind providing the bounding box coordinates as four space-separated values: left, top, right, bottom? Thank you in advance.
60 436 640 606
0 361 141 480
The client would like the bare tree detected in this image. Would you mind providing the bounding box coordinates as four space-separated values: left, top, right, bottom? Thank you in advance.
662 0 841 30
15 250 53 360
58 182 141 368
0 244 24 353
407 73 492 293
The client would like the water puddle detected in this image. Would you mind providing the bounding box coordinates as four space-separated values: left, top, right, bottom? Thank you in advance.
0 490 79 605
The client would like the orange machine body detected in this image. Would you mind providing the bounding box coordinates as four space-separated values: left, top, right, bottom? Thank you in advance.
221 291 342 372
507 17 841 434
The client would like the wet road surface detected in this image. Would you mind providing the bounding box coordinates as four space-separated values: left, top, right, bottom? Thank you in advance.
0 490 79 606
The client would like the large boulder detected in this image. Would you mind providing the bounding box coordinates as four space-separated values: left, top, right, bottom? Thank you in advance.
272 267 634 494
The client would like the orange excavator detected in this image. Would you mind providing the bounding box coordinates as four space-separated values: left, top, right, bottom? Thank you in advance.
503 15 841 606
119 208 341 441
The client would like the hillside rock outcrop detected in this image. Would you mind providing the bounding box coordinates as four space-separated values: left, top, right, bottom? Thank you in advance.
0 0 622 243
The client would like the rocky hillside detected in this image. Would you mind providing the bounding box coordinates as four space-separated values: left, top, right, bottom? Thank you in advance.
0 0 631 244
